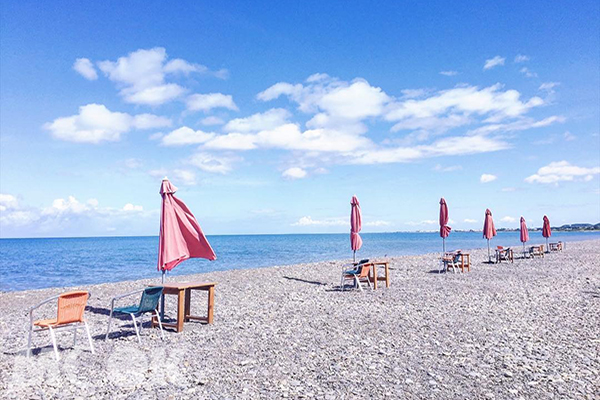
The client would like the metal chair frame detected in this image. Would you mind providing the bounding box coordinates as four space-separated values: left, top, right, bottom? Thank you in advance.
105 288 165 344
26 292 95 361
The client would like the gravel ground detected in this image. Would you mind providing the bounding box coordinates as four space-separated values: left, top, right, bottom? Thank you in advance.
0 239 598 399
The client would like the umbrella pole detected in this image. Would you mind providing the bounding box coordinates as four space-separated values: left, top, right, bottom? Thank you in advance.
160 270 166 321
546 237 549 253
443 237 446 254
487 239 491 263
353 250 356 263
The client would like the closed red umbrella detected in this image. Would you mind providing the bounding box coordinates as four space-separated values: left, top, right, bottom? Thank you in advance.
350 195 363 262
439 198 451 253
542 215 551 252
158 178 216 276
520 216 529 254
483 209 497 262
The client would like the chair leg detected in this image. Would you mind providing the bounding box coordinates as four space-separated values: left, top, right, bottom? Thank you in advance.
105 309 113 340
84 321 95 354
48 327 60 361
154 311 165 340
131 314 141 344
26 328 32 358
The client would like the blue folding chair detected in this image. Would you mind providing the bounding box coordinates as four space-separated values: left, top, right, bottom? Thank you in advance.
105 286 164 343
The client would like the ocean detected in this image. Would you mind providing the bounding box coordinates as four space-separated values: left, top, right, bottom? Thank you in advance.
1 231 598 292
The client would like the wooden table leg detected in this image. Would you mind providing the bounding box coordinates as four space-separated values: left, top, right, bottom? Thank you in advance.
184 288 191 322
176 289 185 332
372 264 378 290
207 287 215 324
385 264 390 287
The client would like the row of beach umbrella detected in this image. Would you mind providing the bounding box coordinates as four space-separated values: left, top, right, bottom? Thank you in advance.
155 182 556 285
439 197 552 262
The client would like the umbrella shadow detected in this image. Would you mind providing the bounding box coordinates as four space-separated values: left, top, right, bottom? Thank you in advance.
283 276 327 286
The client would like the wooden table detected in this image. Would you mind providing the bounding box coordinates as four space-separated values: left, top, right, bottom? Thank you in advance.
368 261 390 290
152 282 216 333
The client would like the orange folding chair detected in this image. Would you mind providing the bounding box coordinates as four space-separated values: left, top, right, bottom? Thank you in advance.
341 263 372 291
26 291 94 361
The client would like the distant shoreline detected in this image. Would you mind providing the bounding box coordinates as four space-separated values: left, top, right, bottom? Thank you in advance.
1 225 599 240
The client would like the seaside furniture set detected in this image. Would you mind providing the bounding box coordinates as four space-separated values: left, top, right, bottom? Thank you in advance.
549 242 564 252
439 251 471 273
341 259 391 291
495 246 514 263
26 282 216 360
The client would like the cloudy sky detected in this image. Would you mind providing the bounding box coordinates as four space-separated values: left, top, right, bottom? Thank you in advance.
1 1 599 238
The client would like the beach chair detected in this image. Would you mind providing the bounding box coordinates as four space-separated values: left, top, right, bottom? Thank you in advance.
529 245 544 258
549 242 563 252
105 286 164 344
341 262 372 291
440 251 464 273
26 291 94 361
495 246 513 263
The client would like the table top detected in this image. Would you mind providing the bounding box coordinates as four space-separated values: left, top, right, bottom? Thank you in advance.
160 281 217 290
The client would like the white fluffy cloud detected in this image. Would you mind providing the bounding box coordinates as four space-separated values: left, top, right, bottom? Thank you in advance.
44 104 172 143
464 219 477 223
96 47 226 106
122 203 143 212
525 161 600 184
282 167 307 180
500 216 516 223
205 123 373 153
224 109 291 132
186 93 238 112
161 126 215 146
1 194 156 236
480 174 497 183
514 54 530 63
440 70 458 76
201 116 225 126
188 152 238 174
149 168 197 186
258 75 389 135
73 58 98 80
519 67 537 78
386 84 544 131
292 216 346 226
484 56 505 70
0 193 19 211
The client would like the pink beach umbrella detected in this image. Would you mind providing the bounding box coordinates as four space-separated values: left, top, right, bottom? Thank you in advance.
439 198 451 253
483 209 497 262
519 216 529 254
542 215 551 251
350 195 363 262
158 178 216 280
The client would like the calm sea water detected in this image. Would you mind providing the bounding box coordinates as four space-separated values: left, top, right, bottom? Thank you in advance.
1 231 598 292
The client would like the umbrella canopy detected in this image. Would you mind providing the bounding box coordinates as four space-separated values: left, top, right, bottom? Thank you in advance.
158 178 216 272
519 216 529 243
483 209 497 240
542 215 552 238
350 195 363 255
439 198 451 238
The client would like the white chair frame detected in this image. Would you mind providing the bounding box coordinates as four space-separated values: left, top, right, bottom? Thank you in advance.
105 289 164 344
26 293 95 361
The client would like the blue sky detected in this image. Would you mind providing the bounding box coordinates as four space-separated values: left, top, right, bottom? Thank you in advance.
1 1 599 238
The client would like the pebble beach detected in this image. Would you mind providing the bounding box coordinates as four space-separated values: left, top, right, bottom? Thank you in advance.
0 239 598 400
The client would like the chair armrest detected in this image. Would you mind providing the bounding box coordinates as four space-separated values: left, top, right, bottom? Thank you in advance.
27 294 62 329
109 289 144 312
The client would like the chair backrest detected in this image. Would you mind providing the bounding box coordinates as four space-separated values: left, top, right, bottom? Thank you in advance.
357 264 371 278
56 291 89 325
138 286 163 313
497 246 504 250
